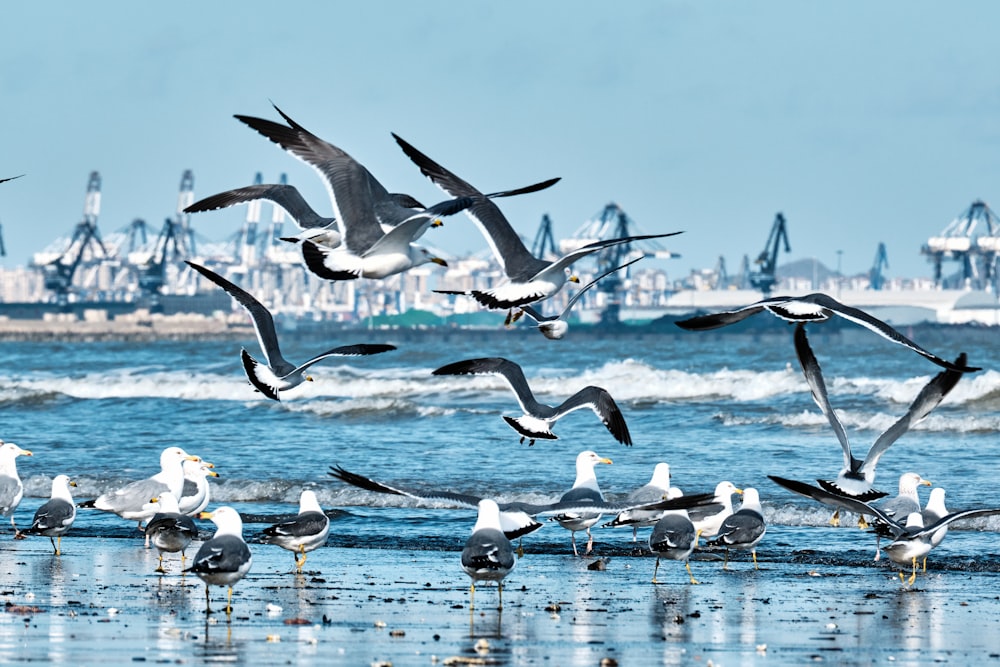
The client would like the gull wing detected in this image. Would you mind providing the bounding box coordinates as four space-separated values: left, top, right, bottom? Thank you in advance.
802 294 980 372
186 261 289 372
286 344 395 379
552 386 631 446
236 106 385 255
768 475 902 534
392 133 548 280
432 357 544 416
185 183 334 230
793 323 856 472
861 352 966 475
538 234 681 279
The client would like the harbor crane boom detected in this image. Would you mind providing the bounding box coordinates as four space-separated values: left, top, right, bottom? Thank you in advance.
749 212 790 296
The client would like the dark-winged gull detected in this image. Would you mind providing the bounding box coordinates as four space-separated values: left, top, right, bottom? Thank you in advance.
676 292 979 373
186 182 341 248
144 491 199 573
920 487 949 569
328 463 719 550
868 472 932 558
392 132 682 310
649 501 701 585
462 499 516 611
261 489 330 573
689 481 742 539
603 462 676 540
793 323 965 512
768 476 1000 585
513 257 644 339
186 260 395 401
432 357 631 446
79 446 199 532
185 506 253 615
179 459 219 517
705 487 766 569
0 440 33 537
549 450 614 557
234 105 554 281
24 474 76 555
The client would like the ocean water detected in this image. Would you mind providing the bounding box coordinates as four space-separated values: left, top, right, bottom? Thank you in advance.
2 324 999 568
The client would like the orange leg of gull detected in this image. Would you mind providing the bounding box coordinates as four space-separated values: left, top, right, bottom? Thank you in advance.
651 557 662 584
685 562 700 585
296 545 307 571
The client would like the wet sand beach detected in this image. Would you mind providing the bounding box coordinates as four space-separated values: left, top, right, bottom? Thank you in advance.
3 522 1000 666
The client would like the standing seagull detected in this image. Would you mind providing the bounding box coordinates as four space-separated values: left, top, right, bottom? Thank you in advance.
178 459 219 517
261 490 330 573
432 357 631 446
706 487 767 569
603 462 676 540
514 257 644 339
676 293 979 373
24 474 76 555
649 501 701 585
79 446 199 532
186 261 395 400
549 451 614 556
185 506 253 615
393 132 681 310
689 481 742 539
461 499 516 611
144 492 199 573
794 323 965 508
0 440 33 537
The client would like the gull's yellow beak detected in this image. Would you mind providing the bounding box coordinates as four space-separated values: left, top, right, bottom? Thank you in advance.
199 511 214 520
202 461 215 469
20 449 33 457
185 455 201 462
431 219 444 228
734 488 745 495
569 275 580 283
69 480 77 488
207 470 220 478
306 375 314 382
921 479 933 487
600 457 613 465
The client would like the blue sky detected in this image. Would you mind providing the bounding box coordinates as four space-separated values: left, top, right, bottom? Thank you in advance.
3 2 999 281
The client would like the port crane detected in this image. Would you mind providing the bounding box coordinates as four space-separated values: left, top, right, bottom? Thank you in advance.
749 212 790 296
869 242 889 290
40 171 109 307
566 203 679 326
136 170 195 309
922 200 1000 289
531 214 558 260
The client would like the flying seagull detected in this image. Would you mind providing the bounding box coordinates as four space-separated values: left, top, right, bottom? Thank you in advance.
676 292 979 373
392 132 682 310
794 323 965 509
768 475 1000 585
461 498 516 611
432 357 631 446
234 104 558 280
186 260 395 400
24 474 76 555
513 256 644 339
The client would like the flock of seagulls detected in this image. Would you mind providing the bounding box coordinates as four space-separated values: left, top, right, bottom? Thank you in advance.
3 109 993 619
679 293 995 586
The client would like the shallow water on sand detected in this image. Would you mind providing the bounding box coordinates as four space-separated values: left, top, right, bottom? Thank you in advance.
2 327 1000 663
